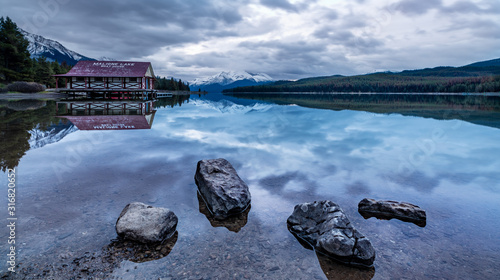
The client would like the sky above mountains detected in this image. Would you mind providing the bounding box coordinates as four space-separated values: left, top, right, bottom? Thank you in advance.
2 0 500 81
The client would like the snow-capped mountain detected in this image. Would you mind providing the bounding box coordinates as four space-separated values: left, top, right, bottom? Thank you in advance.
190 99 273 114
190 71 273 92
192 71 273 87
29 122 78 150
21 29 94 65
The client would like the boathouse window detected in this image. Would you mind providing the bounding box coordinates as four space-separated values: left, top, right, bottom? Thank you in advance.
76 77 85 82
112 77 121 82
95 77 103 82
129 78 137 82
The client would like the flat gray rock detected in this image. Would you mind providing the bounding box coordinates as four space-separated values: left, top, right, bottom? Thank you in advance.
287 200 375 268
195 158 251 220
116 202 178 243
358 198 426 227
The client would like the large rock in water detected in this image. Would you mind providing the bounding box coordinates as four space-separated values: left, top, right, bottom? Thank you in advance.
116 202 178 243
195 158 251 220
358 198 426 227
287 200 375 268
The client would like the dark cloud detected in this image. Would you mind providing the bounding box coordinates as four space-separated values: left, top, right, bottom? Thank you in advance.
259 0 315 13
440 1 484 14
440 0 500 14
235 39 352 78
9 0 246 59
312 28 383 54
392 0 443 15
339 17 368 29
323 9 339 20
439 18 500 39
170 51 231 68
238 40 327 61
260 0 298 12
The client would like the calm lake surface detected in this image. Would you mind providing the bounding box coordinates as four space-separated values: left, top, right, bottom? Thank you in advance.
1 93 500 279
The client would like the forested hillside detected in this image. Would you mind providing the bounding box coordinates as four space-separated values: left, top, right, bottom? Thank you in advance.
225 63 500 93
0 17 72 88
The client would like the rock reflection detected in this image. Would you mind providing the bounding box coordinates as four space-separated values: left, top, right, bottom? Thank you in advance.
14 232 179 279
197 192 250 232
318 253 375 280
288 228 375 279
359 211 427 227
105 231 178 263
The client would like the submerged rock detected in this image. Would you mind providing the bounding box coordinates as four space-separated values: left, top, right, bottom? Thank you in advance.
358 198 426 227
287 200 376 268
194 158 251 220
116 202 178 243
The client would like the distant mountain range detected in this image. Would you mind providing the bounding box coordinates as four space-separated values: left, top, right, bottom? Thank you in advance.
190 71 274 92
225 58 500 94
21 29 95 65
464 58 500 68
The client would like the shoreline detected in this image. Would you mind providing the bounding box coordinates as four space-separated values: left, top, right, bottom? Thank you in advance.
0 92 69 100
224 91 500 96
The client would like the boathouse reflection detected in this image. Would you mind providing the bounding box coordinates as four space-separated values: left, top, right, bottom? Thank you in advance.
57 100 156 130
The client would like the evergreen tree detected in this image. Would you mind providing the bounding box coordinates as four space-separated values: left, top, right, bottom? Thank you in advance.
153 75 191 91
53 60 72 88
51 60 61 74
178 79 184 91
0 17 32 82
33 57 55 87
60 60 70 71
169 77 178 90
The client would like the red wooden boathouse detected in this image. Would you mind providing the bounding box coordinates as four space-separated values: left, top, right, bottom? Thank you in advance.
54 61 157 99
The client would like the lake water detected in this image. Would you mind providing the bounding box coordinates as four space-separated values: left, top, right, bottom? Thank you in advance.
1 93 500 279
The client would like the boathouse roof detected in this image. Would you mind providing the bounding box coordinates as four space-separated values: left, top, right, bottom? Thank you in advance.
55 61 155 78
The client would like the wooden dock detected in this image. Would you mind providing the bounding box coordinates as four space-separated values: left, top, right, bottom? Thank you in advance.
57 100 155 116
56 88 158 100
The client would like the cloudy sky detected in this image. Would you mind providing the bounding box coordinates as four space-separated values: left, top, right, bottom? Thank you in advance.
2 0 500 81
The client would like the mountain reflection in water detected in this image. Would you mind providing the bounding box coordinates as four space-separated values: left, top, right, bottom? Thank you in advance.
226 92 500 129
